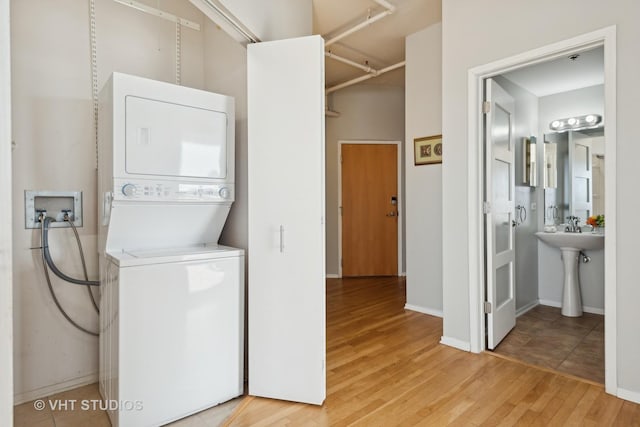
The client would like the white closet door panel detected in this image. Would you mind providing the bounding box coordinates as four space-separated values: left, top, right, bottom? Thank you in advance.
247 35 326 405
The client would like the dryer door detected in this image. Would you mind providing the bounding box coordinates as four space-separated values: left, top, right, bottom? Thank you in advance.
125 96 228 179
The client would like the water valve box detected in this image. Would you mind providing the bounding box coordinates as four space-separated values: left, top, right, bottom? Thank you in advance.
24 190 83 229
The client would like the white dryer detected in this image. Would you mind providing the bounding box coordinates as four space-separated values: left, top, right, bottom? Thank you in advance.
97 73 243 427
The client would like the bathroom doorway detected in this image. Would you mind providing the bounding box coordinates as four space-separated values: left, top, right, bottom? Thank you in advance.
470 28 616 389
486 47 606 383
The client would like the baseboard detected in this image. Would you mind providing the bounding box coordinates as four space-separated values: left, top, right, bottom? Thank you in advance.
583 306 605 315
439 336 471 352
516 300 539 317
538 299 562 308
14 373 98 405
538 299 604 315
404 304 443 318
618 387 640 404
399 272 407 277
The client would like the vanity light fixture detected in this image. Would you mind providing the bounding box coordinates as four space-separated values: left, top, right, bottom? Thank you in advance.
549 114 602 132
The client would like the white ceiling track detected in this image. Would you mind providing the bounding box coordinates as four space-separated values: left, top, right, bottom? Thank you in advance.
326 61 405 94
189 0 259 45
113 0 201 31
325 0 396 47
323 0 404 94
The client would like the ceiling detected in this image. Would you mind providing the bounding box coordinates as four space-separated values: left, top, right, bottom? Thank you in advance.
312 0 441 89
502 46 604 97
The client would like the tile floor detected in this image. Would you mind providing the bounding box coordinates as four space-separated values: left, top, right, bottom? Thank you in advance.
493 304 604 384
13 383 243 427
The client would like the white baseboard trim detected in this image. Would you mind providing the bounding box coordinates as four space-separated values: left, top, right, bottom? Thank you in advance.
440 336 471 352
538 299 562 308
14 373 98 405
538 299 561 308
516 300 539 317
399 272 407 277
404 304 443 318
617 387 640 404
538 299 604 315
583 306 604 315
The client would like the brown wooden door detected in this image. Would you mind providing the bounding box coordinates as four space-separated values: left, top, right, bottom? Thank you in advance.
342 143 398 276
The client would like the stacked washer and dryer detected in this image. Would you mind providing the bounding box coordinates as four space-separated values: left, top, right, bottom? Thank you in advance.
97 73 243 427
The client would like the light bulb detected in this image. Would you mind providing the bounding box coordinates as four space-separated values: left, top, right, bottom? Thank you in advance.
551 120 561 129
585 115 596 123
567 117 577 126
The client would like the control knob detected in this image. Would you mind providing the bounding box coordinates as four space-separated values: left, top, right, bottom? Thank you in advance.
218 187 230 199
121 183 137 197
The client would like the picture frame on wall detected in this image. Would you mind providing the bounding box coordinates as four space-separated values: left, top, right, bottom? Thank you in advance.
414 135 442 165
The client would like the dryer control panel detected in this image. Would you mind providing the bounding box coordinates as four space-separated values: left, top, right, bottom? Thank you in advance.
113 179 234 202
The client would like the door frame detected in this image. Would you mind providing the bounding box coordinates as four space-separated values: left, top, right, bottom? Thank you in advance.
337 140 403 278
466 26 617 394
0 0 13 421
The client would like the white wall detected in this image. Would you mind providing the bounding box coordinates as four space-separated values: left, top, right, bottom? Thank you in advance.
404 23 442 315
203 22 248 254
11 0 206 403
1 0 13 422
218 0 312 41
442 0 640 398
200 0 312 255
538 85 604 140
538 242 604 312
537 85 605 312
494 76 540 313
325 84 405 276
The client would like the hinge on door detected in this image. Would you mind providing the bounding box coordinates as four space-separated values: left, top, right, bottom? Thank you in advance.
483 201 491 214
339 206 343 216
340 154 343 163
483 101 491 114
484 301 492 314
340 258 343 268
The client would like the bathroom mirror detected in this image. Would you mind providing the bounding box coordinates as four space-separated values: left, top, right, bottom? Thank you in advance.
543 127 604 225
520 136 537 186
543 142 557 188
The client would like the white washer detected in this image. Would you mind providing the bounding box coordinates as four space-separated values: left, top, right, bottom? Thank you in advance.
101 245 243 427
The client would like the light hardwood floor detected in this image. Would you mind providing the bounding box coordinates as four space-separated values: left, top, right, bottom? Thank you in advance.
227 277 639 426
13 277 639 426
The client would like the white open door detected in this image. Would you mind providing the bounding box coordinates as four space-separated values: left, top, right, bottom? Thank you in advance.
485 78 516 350
247 35 326 405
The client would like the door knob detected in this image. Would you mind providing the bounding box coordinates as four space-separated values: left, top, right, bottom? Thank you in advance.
386 212 397 217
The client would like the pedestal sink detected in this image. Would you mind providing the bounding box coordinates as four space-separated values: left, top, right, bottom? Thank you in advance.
535 231 604 317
